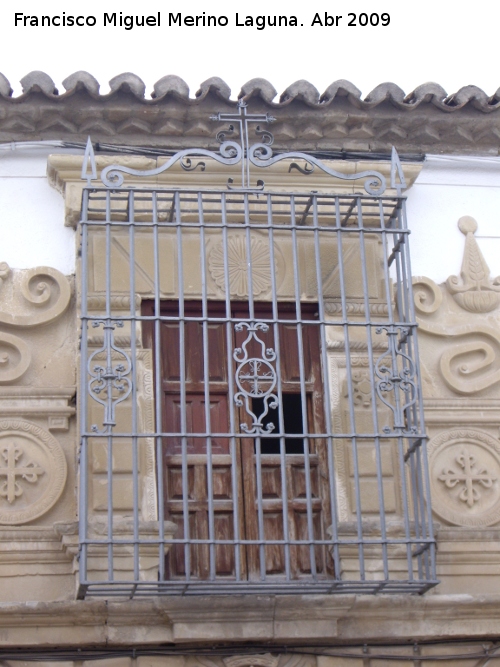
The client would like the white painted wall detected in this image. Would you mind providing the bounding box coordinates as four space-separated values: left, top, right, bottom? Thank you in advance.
0 147 77 275
1 148 500 284
406 155 500 284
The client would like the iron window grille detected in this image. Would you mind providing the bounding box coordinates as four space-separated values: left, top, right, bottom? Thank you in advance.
77 102 437 598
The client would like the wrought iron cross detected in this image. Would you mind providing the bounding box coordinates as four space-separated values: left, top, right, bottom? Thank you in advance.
211 100 276 189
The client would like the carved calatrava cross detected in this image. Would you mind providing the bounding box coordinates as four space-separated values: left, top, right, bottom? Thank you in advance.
438 450 496 508
0 443 45 504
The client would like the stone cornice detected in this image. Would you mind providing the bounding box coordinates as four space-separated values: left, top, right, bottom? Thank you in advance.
2 73 500 154
423 397 500 425
0 594 499 646
0 526 72 567
47 154 423 227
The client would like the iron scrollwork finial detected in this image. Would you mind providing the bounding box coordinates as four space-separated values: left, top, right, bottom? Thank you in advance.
89 100 391 194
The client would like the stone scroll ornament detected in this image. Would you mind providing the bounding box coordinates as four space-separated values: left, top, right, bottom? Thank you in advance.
413 217 500 394
0 264 71 384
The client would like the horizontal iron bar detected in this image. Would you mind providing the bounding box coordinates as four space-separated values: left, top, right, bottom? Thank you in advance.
82 218 408 230
78 579 440 598
85 186 406 199
84 314 412 323
82 429 425 438
80 537 436 546
82 316 419 330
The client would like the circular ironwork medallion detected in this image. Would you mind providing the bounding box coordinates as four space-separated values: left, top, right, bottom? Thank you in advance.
235 358 277 397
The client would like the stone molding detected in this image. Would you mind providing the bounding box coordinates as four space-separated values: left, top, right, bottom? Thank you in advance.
0 525 73 567
0 387 75 431
47 155 422 228
424 397 500 426
55 519 177 585
433 527 500 596
0 594 499 645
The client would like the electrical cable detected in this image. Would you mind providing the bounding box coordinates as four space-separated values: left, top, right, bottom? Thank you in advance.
0 139 424 164
0 641 499 663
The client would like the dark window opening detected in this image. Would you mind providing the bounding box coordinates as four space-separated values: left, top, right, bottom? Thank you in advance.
252 394 306 454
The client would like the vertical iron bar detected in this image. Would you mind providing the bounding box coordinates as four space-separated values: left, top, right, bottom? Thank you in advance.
245 194 265 581
267 193 291 581
175 191 191 581
244 112 250 188
379 198 401 580
221 192 241 582
311 194 340 581
79 188 90 588
390 214 414 579
395 202 424 579
198 192 216 580
398 198 434 580
356 198 389 580
238 115 245 188
397 210 423 580
295 196 318 580
128 190 140 583
152 191 166 582
396 203 423 581
338 197 365 580
105 190 114 581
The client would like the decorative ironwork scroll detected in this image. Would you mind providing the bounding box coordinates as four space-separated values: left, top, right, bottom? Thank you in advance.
84 101 388 194
233 322 278 434
247 141 386 195
100 142 242 188
375 325 417 432
87 320 132 432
